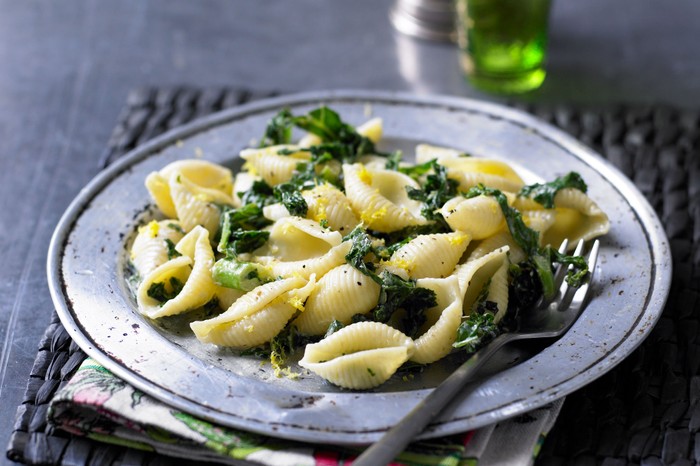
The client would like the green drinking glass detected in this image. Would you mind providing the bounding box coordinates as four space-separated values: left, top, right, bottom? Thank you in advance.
456 0 552 94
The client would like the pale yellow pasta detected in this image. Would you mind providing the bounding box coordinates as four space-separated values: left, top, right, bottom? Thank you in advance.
410 276 464 364
467 230 526 264
448 170 523 194
439 195 506 240
215 286 245 310
260 241 352 280
294 264 381 335
299 322 415 389
240 145 310 186
130 220 185 277
137 226 217 319
455 246 510 316
383 232 471 279
487 263 510 324
414 143 466 164
262 184 360 235
190 276 315 348
356 117 383 143
437 156 525 187
254 216 342 260
168 172 234 234
303 184 360 234
343 163 428 232
514 188 610 249
145 159 233 218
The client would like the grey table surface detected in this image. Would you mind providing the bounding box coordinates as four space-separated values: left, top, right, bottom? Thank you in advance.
1 1 699 464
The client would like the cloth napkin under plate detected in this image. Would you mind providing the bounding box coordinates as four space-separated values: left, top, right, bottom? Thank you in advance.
47 358 562 466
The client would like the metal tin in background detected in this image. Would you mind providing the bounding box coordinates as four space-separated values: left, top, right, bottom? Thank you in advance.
390 0 457 42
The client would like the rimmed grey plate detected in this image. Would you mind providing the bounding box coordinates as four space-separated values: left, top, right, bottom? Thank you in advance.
48 90 671 445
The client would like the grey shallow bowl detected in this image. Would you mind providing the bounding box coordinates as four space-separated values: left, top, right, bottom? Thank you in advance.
48 90 671 445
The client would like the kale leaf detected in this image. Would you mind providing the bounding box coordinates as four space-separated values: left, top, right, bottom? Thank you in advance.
406 160 459 227
519 172 588 209
259 108 295 147
453 311 499 353
218 205 272 257
146 277 184 304
273 183 308 217
211 258 272 291
373 271 436 327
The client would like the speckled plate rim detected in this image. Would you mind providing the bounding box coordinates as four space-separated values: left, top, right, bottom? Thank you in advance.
48 90 672 445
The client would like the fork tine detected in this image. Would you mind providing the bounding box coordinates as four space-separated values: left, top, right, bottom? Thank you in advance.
569 239 600 307
556 239 586 311
551 238 570 293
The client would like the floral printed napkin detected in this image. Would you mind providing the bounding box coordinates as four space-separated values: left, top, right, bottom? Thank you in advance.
48 358 562 466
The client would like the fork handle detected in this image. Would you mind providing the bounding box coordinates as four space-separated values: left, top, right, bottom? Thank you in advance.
353 335 511 466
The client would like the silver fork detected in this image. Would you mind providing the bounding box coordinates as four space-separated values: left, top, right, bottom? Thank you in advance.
354 239 600 466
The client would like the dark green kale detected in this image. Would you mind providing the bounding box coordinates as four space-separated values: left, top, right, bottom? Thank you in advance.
453 311 499 353
519 172 588 209
238 180 276 207
273 183 308 217
343 226 388 285
405 160 459 228
324 320 345 338
454 279 500 352
259 108 295 147
465 184 589 298
146 277 184 304
218 205 272 257
164 238 181 260
373 271 436 329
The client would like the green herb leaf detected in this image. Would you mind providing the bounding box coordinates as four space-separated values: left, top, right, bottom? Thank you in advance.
259 108 295 147
146 277 184 304
519 172 588 209
164 238 181 260
274 183 308 217
453 311 498 352
406 160 459 227
373 271 436 325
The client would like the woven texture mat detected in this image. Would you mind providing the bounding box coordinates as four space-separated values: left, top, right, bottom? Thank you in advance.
7 88 700 466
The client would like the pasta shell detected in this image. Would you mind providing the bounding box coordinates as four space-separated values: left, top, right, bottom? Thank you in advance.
168 172 233 234
256 217 342 261
467 230 526 264
438 157 525 186
299 322 415 389
343 163 428 233
294 264 381 335
411 276 464 364
130 220 185 277
137 226 217 319
440 195 506 240
240 145 310 186
145 160 233 218
385 232 471 279
191 276 315 348
455 246 510 316
415 143 465 164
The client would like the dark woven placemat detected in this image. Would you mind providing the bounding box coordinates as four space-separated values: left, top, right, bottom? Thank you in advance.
6 89 700 465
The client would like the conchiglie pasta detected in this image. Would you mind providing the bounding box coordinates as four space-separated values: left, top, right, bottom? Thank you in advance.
299 322 415 389
190 276 315 348
137 226 218 319
410 276 464 364
240 145 310 186
130 220 185 277
294 264 381 336
437 156 525 187
251 217 350 279
145 159 233 218
384 232 471 279
455 246 510 316
439 195 506 240
343 163 428 233
168 171 234 234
